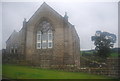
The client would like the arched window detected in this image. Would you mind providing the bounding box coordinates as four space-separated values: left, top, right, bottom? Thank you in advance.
36 21 53 49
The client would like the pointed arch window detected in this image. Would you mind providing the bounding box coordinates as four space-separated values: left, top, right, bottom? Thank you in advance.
36 21 53 49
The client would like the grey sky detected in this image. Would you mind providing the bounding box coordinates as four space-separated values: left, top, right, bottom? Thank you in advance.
0 2 2 51
1 1 118 50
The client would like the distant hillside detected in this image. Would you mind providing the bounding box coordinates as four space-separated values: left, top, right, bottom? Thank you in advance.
111 48 120 53
81 48 120 53
81 48 120 58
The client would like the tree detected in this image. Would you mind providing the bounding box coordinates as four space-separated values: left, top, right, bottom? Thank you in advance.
91 31 116 59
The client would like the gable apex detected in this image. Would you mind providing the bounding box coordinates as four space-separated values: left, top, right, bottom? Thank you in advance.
40 2 55 11
41 2 48 7
27 2 63 24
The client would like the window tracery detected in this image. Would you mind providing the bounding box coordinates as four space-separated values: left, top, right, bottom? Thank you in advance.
36 21 53 49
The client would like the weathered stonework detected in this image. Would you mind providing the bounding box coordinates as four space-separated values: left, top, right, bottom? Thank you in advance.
6 2 80 69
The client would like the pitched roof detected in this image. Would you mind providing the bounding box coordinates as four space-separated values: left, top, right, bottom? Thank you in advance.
6 30 18 43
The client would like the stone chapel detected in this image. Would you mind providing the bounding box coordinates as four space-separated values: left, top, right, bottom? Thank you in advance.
6 2 80 69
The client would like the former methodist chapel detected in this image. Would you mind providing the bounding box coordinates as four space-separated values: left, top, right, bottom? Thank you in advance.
6 2 80 69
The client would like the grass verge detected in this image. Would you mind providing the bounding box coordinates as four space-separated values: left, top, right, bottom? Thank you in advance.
2 64 112 79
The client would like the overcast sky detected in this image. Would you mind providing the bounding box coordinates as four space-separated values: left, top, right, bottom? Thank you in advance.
1 1 118 50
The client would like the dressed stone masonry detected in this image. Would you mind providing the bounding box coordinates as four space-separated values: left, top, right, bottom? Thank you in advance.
6 2 80 69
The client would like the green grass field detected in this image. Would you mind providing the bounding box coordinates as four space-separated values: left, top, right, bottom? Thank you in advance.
110 53 119 58
2 64 112 79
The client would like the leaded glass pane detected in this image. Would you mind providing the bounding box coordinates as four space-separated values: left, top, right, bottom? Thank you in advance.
37 34 41 41
42 32 47 49
37 43 41 49
48 34 52 40
42 33 47 41
48 42 52 48
42 41 47 49
37 31 41 49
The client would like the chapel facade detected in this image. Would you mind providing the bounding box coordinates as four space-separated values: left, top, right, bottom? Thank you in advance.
5 2 80 69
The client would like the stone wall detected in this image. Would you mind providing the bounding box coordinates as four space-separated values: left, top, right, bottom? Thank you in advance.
24 3 80 69
80 57 120 78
